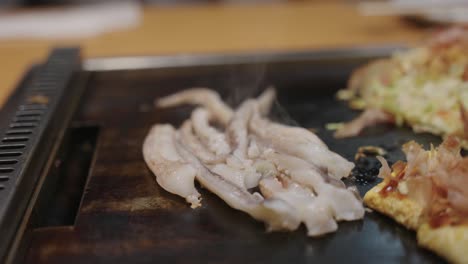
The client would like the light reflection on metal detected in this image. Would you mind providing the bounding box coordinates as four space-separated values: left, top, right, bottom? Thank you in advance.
83 45 405 72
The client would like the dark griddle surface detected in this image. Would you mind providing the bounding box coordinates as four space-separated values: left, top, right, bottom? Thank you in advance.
25 59 445 264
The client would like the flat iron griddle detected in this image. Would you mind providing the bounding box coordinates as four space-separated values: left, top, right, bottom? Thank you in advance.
0 47 451 263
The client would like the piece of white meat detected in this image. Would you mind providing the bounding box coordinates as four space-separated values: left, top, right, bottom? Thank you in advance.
250 108 355 180
142 124 201 208
175 137 302 231
261 150 365 221
179 120 221 164
259 176 338 236
191 108 231 157
156 88 233 125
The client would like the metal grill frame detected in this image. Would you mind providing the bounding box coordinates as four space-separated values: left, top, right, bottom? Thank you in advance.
0 48 82 262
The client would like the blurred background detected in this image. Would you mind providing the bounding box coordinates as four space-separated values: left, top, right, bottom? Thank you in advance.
0 0 466 106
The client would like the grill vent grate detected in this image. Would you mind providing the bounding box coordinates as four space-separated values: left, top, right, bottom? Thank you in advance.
0 48 79 208
0 48 81 262
0 101 46 189
0 103 42 187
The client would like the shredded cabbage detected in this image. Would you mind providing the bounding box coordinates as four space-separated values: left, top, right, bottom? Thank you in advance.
340 41 468 148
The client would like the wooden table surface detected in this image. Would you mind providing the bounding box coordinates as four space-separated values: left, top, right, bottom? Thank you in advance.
0 2 428 106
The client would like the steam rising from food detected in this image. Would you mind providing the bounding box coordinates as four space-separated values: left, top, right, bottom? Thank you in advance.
143 87 364 236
